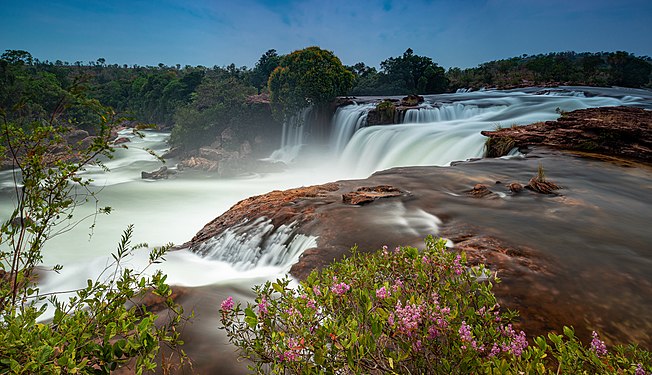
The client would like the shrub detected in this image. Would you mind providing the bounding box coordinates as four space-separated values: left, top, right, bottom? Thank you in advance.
220 236 651 374
0 87 186 373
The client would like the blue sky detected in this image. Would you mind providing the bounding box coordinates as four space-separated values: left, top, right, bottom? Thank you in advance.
1 0 651 69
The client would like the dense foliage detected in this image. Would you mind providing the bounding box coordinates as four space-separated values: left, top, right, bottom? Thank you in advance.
3 48 651 155
268 47 354 120
220 237 651 374
0 83 186 373
446 51 652 90
350 49 448 96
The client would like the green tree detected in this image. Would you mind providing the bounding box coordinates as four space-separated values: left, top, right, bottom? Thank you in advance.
379 48 448 95
251 49 281 92
268 46 354 121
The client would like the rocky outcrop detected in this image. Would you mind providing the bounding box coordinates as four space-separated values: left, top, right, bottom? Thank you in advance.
187 183 341 247
141 166 176 180
482 106 652 163
342 185 405 205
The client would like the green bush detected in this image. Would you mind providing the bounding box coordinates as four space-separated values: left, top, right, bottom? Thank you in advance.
0 87 186 373
220 237 651 374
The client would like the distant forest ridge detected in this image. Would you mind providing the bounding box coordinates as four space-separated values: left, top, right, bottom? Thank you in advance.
2 48 651 151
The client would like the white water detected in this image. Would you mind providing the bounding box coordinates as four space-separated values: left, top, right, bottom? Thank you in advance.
0 87 649 308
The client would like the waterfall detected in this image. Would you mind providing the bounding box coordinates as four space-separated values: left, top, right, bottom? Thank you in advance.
268 107 314 163
330 103 375 153
193 217 317 271
403 103 507 123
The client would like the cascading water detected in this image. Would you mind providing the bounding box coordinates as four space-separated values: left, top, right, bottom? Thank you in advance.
268 106 314 163
194 217 317 271
330 103 376 153
403 103 506 123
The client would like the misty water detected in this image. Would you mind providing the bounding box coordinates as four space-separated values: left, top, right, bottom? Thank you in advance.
1 87 651 356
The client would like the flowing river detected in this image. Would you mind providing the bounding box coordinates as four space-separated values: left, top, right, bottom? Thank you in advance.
1 86 651 371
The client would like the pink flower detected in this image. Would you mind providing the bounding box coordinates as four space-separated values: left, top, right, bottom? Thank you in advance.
220 296 234 311
331 282 351 295
258 297 268 315
453 254 463 275
306 299 317 309
376 286 390 299
636 364 648 375
392 301 423 336
590 331 608 357
313 286 322 296
392 278 404 292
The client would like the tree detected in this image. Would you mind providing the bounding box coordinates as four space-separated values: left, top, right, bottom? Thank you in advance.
268 46 354 121
251 49 281 92
379 48 448 95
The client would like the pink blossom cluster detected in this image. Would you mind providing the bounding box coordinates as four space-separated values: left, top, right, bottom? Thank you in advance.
278 337 302 362
452 254 463 275
257 297 269 316
375 286 390 299
499 324 528 356
636 363 648 375
590 331 608 357
389 301 424 336
220 296 234 311
331 282 351 295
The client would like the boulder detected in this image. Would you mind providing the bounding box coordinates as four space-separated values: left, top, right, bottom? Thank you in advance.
113 137 130 145
179 157 218 172
64 129 90 144
141 166 176 180
399 94 425 107
342 185 404 205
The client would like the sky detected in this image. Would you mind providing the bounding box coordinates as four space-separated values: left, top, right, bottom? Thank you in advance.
1 0 651 69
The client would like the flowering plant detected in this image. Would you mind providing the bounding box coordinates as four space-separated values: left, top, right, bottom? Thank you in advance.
220 236 650 374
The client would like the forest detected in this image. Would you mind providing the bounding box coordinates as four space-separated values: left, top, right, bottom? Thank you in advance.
2 48 651 155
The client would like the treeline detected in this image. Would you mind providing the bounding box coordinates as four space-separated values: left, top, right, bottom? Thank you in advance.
445 51 652 90
2 48 651 153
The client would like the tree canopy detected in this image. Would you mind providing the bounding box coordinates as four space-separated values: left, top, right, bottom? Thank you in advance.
268 46 354 120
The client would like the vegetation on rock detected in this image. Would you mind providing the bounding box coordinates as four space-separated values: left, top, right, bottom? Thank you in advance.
221 237 651 374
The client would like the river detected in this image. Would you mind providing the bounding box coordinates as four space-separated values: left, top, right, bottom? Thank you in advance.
1 86 650 371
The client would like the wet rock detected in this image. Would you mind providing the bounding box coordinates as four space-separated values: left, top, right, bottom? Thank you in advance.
179 156 218 172
482 106 652 163
507 182 524 193
161 147 182 159
466 184 497 198
64 129 90 144
113 137 130 145
526 176 560 195
141 166 176 180
199 147 223 161
342 185 404 205
400 94 425 107
186 183 340 247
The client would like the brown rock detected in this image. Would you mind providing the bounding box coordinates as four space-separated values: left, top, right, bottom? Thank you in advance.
341 185 404 205
141 166 176 180
180 157 218 172
482 106 652 163
113 137 130 145
507 182 523 193
466 183 497 198
400 94 425 107
187 183 340 247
